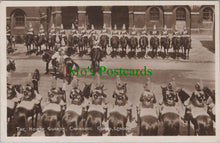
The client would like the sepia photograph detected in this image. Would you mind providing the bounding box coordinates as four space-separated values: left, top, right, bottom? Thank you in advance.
0 1 219 142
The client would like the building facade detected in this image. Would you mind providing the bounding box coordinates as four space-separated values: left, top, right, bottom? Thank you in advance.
7 5 214 42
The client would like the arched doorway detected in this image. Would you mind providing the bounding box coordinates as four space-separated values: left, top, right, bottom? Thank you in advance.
86 6 103 29
62 7 78 29
175 7 186 32
111 6 129 30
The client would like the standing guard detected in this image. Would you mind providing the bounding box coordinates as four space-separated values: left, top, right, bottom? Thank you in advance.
48 24 56 51
119 24 129 57
99 24 110 55
59 24 67 46
110 24 120 55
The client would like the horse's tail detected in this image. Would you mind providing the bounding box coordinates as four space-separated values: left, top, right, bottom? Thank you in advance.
140 116 158 136
162 112 179 135
41 112 57 136
196 115 214 135
62 111 79 136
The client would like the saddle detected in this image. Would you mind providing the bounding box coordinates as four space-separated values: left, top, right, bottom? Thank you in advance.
17 100 36 111
66 104 83 115
140 107 158 118
190 104 209 119
110 104 129 117
88 104 105 114
161 105 179 115
43 103 61 113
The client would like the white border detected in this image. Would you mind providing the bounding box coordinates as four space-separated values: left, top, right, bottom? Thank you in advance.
0 1 219 142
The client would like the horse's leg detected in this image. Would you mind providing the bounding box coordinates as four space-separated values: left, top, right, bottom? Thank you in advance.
188 49 190 59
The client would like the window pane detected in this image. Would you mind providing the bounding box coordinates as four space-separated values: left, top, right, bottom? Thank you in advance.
176 8 186 21
150 7 159 21
203 8 213 21
14 10 25 26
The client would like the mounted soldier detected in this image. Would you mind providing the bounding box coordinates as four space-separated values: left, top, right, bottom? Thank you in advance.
68 23 79 55
138 25 148 58
25 22 35 55
88 24 98 50
136 78 159 135
181 26 191 59
183 82 214 135
41 78 66 136
150 25 160 58
119 24 129 57
161 25 170 58
108 76 133 136
47 24 56 51
35 24 47 54
99 24 110 56
110 24 120 57
127 25 138 58
80 24 89 54
59 24 67 46
172 25 181 59
85 74 108 136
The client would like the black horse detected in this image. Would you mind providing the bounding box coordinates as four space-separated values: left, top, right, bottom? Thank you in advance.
90 47 102 74
161 36 170 58
119 36 129 57
172 36 181 59
24 34 35 55
138 36 148 58
150 36 159 58
110 36 120 57
100 35 109 57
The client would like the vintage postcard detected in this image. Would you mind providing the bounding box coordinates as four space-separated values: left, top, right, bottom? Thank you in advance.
0 1 219 142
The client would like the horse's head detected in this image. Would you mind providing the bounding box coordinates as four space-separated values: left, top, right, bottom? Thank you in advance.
91 87 105 105
82 83 92 99
190 91 205 107
70 88 83 105
7 59 16 72
176 88 190 104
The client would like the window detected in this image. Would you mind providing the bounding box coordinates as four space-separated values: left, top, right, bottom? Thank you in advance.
203 7 213 21
150 7 159 21
14 9 25 27
176 8 186 21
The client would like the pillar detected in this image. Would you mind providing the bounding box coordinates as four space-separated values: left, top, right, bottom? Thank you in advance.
77 6 87 29
128 6 134 31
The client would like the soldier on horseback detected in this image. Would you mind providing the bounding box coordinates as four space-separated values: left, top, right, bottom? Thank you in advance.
119 24 129 57
25 23 35 54
59 24 67 46
161 25 170 58
100 24 110 55
138 25 148 58
150 25 160 58
110 24 120 56
48 24 56 51
181 27 191 59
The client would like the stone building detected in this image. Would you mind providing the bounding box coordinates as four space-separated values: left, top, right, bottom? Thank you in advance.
7 5 214 42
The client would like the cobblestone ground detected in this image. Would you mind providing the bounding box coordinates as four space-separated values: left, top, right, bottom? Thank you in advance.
7 35 215 136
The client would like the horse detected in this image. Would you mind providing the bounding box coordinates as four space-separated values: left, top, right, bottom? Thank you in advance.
24 34 35 55
32 69 40 93
128 36 138 58
7 59 16 72
13 86 42 136
90 47 102 74
182 37 191 59
64 57 79 84
34 35 47 55
136 107 158 136
185 92 214 135
85 85 107 136
68 35 78 55
41 90 66 136
119 36 129 57
83 35 89 54
62 86 87 136
150 36 159 58
78 35 84 56
42 50 55 74
110 36 120 57
161 36 170 58
100 35 109 57
47 35 56 51
138 36 148 58
172 36 181 59
159 86 180 135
